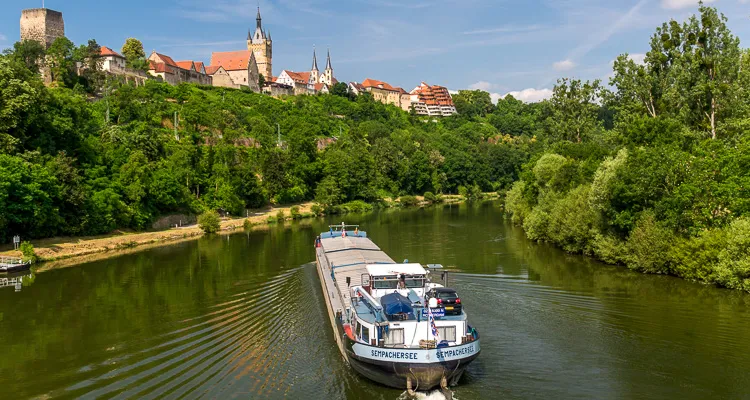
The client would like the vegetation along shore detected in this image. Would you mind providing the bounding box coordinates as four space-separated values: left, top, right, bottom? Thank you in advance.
2 5 750 291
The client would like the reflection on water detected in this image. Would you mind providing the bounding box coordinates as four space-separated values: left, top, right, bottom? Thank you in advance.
0 271 34 292
1 202 750 399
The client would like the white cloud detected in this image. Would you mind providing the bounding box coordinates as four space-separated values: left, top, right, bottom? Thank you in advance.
629 53 646 65
661 0 716 9
489 92 503 103
553 59 576 71
504 88 553 103
469 81 496 91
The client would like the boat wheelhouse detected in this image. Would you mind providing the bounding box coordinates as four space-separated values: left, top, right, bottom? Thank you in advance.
314 224 480 392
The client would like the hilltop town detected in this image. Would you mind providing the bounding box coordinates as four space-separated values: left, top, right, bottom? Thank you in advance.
17 6 457 117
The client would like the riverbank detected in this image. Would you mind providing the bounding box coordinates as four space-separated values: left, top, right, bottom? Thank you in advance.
1 194 496 271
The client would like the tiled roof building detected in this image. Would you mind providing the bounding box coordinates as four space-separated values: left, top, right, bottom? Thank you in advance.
208 50 260 91
410 82 457 116
148 51 211 86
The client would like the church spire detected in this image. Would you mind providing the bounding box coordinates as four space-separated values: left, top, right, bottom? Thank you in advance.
256 7 262 30
325 48 332 70
312 46 319 71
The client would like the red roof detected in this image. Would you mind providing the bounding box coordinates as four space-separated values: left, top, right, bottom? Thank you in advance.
271 76 278 82
149 61 168 73
153 52 178 67
176 61 195 71
100 46 124 58
210 50 251 71
410 82 454 106
314 83 326 91
205 65 223 75
283 70 311 84
362 78 397 91
194 62 205 73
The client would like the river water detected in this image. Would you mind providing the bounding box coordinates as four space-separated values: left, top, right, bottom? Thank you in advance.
2 202 750 399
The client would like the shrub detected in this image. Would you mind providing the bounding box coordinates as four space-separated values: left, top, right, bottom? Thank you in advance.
592 233 627 265
340 200 374 213
523 208 550 242
198 211 221 234
399 195 420 207
20 241 38 263
243 219 253 230
624 211 673 274
547 185 598 254
276 210 285 222
311 204 323 216
505 181 531 225
290 206 301 220
712 218 750 290
670 229 724 283
423 191 436 204
266 216 277 224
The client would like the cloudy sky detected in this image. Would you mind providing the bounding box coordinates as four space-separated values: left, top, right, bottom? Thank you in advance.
1 0 749 102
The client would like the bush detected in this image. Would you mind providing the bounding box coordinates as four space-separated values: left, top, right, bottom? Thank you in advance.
198 211 221 234
276 210 285 222
340 200 374 213
243 219 253 230
423 191 436 204
311 204 323 216
624 211 673 274
399 195 420 207
266 216 277 224
547 185 598 254
20 241 38 263
505 181 531 225
290 206 301 220
712 218 750 290
523 208 550 242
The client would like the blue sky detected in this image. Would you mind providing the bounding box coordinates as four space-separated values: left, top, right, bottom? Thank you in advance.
1 0 749 102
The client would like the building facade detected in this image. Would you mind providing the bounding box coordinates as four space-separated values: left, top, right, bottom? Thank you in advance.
20 8 64 48
208 50 260 91
100 46 148 86
148 52 211 86
276 48 337 95
410 82 457 116
360 78 410 110
248 7 272 80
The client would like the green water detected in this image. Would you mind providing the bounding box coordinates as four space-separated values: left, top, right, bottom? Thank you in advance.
2 202 750 399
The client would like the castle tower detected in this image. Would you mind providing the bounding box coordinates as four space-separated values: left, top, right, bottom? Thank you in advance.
322 48 334 86
310 47 319 84
247 7 273 80
20 8 65 48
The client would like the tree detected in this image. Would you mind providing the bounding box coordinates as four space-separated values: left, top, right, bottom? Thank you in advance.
677 5 741 139
453 90 494 118
5 40 46 73
47 37 76 85
549 78 604 143
330 82 351 99
258 73 265 88
74 39 104 92
121 38 148 71
198 210 221 234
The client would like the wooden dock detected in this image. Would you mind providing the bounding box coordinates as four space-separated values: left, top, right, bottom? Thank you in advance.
0 257 31 273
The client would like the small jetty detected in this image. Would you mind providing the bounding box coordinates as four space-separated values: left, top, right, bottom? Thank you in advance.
0 257 31 273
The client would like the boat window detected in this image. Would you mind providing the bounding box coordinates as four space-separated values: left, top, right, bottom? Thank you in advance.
360 324 370 343
372 279 398 289
404 278 424 288
437 326 457 342
385 328 405 346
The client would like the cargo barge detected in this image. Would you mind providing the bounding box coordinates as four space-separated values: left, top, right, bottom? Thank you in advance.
314 224 480 392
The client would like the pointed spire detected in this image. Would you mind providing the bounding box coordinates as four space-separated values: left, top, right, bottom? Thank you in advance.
312 46 319 71
247 29 252 40
256 6 262 30
325 48 332 70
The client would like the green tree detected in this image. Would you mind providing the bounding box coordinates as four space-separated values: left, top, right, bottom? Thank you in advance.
47 37 76 86
549 78 604 143
121 38 148 71
198 210 221 234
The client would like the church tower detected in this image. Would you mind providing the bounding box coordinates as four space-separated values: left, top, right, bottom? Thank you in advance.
322 48 334 86
247 7 272 80
310 47 319 84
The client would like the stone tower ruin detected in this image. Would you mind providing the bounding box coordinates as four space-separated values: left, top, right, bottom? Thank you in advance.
20 8 65 48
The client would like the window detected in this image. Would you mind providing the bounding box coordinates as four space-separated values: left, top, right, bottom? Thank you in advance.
360 324 370 343
385 328 405 346
404 278 424 288
372 279 398 289
436 326 457 342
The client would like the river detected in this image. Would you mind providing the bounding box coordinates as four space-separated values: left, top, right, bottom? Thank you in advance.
2 202 750 399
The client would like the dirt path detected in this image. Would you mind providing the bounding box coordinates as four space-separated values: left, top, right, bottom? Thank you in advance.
1 203 315 265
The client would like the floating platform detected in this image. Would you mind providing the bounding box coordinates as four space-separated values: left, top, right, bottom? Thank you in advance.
0 257 31 273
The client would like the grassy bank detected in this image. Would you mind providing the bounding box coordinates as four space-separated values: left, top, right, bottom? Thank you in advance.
1 194 498 270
